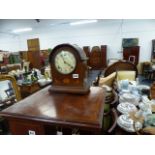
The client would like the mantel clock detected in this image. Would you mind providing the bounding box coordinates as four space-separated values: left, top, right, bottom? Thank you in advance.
49 43 90 94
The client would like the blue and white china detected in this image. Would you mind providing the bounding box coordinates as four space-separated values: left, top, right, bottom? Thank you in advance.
117 102 137 114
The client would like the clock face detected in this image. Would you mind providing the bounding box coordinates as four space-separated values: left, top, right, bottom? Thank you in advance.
54 50 76 74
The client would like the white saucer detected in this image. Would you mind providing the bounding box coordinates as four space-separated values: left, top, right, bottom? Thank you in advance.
120 93 140 106
117 115 142 132
117 102 137 114
137 85 150 90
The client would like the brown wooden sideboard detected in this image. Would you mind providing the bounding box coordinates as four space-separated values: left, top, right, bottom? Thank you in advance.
89 45 107 70
83 45 107 70
27 38 41 69
0 86 105 135
151 39 155 60
123 46 140 66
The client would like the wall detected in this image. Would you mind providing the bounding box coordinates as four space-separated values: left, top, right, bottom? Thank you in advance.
1 19 155 62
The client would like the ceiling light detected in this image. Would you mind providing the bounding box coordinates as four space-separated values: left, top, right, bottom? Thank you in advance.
12 27 32 33
70 20 98 26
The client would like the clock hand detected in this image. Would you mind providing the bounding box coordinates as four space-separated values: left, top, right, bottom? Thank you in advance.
64 60 74 68
60 54 74 68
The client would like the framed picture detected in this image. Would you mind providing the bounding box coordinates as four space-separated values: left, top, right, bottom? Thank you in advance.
122 38 139 48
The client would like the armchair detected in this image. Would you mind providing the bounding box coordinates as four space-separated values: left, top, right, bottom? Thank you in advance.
98 72 116 87
0 74 21 134
116 70 136 81
93 60 137 87
104 60 138 77
0 74 21 102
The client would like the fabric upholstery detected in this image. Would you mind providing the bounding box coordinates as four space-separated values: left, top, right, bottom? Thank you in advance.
116 71 136 81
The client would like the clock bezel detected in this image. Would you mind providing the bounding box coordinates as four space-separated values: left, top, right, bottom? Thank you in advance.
51 46 81 76
54 50 77 75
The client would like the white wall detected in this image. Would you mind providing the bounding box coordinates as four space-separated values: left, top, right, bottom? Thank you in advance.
1 19 155 61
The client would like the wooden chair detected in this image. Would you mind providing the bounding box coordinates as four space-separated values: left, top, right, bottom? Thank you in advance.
116 70 136 81
0 74 21 134
103 108 118 134
102 89 119 134
93 60 138 87
104 60 138 77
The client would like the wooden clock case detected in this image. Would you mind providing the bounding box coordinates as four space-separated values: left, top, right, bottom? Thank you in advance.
49 43 90 94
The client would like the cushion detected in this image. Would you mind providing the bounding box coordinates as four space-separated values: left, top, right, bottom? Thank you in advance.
116 71 136 81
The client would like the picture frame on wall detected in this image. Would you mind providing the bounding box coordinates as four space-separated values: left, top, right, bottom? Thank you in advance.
122 38 139 48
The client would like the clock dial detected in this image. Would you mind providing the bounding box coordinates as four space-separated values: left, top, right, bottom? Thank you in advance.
54 51 76 74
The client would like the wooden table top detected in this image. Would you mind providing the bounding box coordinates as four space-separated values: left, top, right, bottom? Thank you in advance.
0 86 105 129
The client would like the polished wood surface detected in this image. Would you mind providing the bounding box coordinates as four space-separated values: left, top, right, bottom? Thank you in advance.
89 45 107 70
27 38 41 69
123 46 140 66
27 51 41 69
83 46 90 65
150 82 155 99
104 60 138 77
151 39 155 60
0 86 105 134
27 38 40 52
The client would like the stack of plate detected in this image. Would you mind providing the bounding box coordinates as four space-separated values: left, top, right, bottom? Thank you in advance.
101 85 114 104
117 115 142 132
137 85 150 91
119 93 140 106
117 102 137 114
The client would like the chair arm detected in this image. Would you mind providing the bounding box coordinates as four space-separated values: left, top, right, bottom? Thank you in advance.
99 72 116 87
110 90 118 107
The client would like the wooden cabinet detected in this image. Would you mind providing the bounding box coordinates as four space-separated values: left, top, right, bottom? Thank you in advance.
19 51 28 61
27 51 41 69
151 39 155 60
101 45 107 68
123 46 140 66
83 46 90 65
27 38 41 69
83 45 107 70
27 38 40 51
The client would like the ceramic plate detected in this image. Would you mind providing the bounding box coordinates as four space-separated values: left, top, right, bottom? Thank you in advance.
122 93 134 100
121 93 140 106
117 115 142 132
117 102 137 114
137 85 150 90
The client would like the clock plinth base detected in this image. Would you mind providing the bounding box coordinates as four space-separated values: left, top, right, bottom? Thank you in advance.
49 85 90 94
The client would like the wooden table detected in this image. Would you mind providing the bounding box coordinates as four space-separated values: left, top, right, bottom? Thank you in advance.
0 86 105 135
